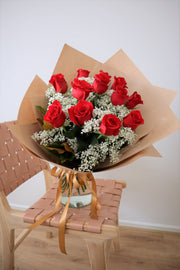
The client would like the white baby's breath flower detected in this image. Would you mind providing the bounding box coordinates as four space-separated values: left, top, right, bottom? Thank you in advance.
77 142 109 172
86 92 96 103
45 86 56 98
47 91 77 115
109 150 120 164
78 76 94 85
95 90 113 109
32 128 65 146
81 118 100 133
67 138 78 153
119 127 136 144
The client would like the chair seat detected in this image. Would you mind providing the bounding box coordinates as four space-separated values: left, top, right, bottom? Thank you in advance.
24 179 123 233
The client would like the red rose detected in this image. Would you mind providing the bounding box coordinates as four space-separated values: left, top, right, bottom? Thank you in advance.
49 74 67 94
126 91 143 109
77 68 90 78
68 100 93 126
71 78 93 100
111 76 127 90
93 70 111 94
93 80 108 95
43 100 66 128
111 86 129 106
123 110 144 130
100 114 122 136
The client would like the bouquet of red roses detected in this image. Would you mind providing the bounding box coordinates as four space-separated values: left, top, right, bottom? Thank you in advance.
10 44 180 174
32 69 144 172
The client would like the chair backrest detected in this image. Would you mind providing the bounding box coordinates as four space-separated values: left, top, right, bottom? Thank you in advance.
0 121 48 196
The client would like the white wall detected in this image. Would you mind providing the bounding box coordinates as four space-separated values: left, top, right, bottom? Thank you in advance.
0 0 180 231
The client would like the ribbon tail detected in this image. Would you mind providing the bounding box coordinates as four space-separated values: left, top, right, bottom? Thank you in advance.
58 173 73 254
28 169 65 230
83 173 101 219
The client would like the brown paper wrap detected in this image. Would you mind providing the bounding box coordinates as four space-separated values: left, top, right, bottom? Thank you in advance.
9 44 180 170
7 44 180 253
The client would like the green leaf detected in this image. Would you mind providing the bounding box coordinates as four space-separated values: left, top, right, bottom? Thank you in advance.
41 145 75 164
90 134 98 145
36 105 47 115
61 152 75 163
81 185 85 192
77 133 99 152
77 138 88 152
65 125 81 139
43 121 53 130
46 143 63 148
92 92 99 107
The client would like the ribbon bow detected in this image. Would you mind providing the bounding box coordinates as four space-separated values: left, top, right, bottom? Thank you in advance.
28 167 101 254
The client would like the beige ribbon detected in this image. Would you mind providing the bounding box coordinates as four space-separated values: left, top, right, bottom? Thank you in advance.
28 167 101 254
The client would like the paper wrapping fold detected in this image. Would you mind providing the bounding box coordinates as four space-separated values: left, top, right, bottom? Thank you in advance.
8 44 180 171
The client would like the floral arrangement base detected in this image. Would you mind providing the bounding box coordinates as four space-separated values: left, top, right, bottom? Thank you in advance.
60 177 92 208
61 193 92 208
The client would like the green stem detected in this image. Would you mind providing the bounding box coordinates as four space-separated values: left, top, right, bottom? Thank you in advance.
81 185 85 193
97 134 104 140
63 126 67 133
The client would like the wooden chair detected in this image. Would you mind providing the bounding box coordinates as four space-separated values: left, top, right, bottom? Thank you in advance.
0 121 126 270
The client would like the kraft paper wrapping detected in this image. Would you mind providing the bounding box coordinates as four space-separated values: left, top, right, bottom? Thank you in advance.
8 44 180 172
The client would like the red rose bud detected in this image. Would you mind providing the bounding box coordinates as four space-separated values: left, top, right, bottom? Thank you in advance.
126 92 143 109
77 68 90 78
43 100 66 128
100 114 122 136
71 78 93 100
93 80 109 95
123 110 144 130
94 70 111 84
49 74 67 94
126 91 143 109
111 76 127 90
93 70 111 94
68 100 93 126
111 86 129 106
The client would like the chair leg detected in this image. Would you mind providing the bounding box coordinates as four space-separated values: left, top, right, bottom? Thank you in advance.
112 226 121 251
0 193 15 270
1 229 15 270
85 238 112 270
